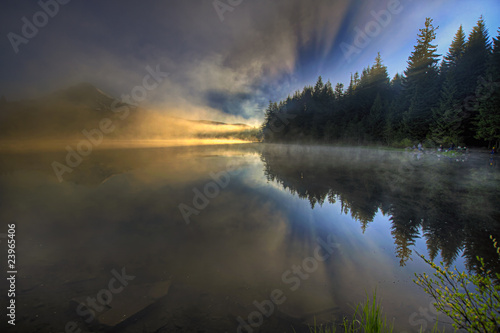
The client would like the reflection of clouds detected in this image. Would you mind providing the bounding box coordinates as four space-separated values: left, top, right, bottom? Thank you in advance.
2 144 483 332
0 145 310 330
258 144 500 330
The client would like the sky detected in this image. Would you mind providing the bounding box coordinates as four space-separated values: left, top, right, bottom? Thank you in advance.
0 0 499 125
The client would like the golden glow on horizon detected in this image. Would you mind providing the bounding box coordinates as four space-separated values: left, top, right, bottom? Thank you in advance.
0 138 256 152
99 138 255 148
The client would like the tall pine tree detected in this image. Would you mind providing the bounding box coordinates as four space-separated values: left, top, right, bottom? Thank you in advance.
474 28 500 148
462 16 492 95
431 81 463 145
440 25 466 79
461 16 492 144
431 26 467 145
403 18 441 140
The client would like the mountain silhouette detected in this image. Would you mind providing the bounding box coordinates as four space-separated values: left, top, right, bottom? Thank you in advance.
0 83 133 140
42 82 116 110
0 83 256 143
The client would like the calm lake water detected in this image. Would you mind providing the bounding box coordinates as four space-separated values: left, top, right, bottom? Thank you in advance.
1 143 499 333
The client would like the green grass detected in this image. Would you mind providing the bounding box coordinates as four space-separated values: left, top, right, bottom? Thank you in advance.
293 292 393 333
347 291 393 333
296 291 447 333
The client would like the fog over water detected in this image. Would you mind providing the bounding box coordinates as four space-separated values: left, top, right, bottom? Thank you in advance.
1 144 498 332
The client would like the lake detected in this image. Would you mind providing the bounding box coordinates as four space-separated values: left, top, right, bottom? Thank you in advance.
1 143 499 333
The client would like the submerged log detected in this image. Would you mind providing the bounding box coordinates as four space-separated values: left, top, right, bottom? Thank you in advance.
70 280 171 328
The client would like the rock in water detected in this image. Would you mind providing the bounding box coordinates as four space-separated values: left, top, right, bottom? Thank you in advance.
71 280 171 327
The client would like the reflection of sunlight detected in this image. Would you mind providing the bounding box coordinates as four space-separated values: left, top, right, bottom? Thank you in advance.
0 138 254 152
99 139 253 148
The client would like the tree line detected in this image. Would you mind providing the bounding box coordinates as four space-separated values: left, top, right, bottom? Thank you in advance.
261 17 500 148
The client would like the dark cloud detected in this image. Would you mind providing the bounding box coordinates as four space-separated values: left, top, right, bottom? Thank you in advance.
0 0 498 122
205 90 254 117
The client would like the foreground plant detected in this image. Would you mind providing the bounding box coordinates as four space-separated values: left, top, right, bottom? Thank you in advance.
302 292 393 333
300 291 450 333
414 235 500 332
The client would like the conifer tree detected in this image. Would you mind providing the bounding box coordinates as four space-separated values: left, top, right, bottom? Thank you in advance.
370 52 390 89
462 16 492 95
474 28 500 148
441 25 466 77
490 28 500 81
403 18 441 140
431 79 463 144
432 26 468 144
462 16 492 144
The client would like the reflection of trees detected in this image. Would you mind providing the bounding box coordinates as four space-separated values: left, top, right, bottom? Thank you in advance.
261 145 500 272
388 200 423 267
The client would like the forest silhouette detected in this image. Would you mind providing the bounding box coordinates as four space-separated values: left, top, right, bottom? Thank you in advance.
262 17 500 148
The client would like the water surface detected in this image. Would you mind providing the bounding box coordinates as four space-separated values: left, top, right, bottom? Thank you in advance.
1 143 499 332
